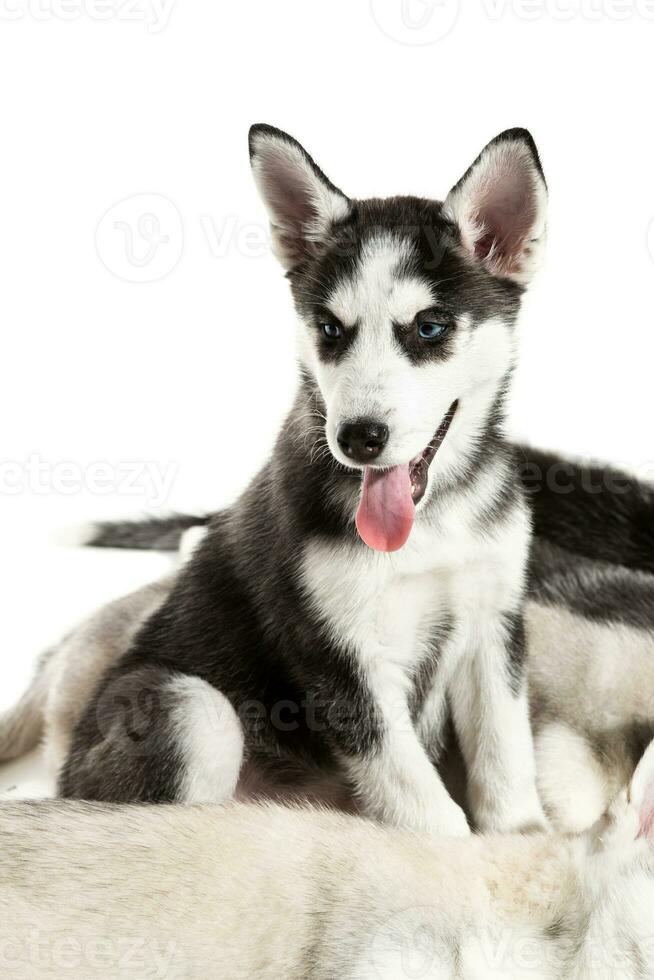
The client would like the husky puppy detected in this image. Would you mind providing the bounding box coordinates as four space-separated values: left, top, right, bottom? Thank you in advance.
35 125 554 836
2 746 654 979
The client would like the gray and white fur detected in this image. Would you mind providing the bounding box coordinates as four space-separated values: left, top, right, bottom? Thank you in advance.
2 742 654 979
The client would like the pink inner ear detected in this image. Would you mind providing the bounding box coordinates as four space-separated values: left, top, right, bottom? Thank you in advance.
473 232 495 261
472 171 537 275
262 149 318 232
638 779 654 839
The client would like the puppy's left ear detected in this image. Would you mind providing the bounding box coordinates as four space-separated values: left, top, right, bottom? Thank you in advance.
249 124 352 270
629 739 654 839
444 129 547 286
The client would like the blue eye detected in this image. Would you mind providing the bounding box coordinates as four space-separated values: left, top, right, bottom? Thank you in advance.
418 321 449 341
322 322 342 340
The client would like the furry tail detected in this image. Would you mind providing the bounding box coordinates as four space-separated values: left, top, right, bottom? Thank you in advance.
80 514 210 551
0 652 51 762
517 445 654 576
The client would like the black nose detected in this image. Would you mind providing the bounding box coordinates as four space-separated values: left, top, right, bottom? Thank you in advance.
337 420 389 463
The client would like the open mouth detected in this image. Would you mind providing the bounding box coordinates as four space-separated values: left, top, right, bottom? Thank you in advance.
355 400 458 553
408 400 458 506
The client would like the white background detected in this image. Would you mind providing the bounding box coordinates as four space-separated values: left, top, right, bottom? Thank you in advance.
1 0 653 794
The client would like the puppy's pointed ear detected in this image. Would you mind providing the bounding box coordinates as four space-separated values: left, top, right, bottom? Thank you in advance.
629 740 654 839
249 124 352 270
444 129 547 286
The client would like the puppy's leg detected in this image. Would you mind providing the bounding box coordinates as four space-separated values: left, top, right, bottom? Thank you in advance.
167 673 244 802
449 612 546 833
535 722 616 833
59 665 243 803
341 663 470 838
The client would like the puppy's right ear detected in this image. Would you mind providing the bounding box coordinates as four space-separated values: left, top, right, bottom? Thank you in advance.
249 124 352 270
444 129 547 287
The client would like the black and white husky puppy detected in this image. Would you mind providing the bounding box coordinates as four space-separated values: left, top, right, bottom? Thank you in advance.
54 126 550 836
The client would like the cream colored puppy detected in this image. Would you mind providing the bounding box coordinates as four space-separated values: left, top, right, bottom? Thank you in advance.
1 745 654 979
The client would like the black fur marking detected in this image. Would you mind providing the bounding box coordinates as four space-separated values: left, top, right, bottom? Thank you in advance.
519 447 654 577
288 196 522 342
529 540 654 632
409 617 455 725
312 314 359 363
502 610 527 694
393 312 457 365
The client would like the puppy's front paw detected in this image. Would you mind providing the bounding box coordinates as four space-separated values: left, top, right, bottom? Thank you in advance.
474 797 548 835
425 801 471 839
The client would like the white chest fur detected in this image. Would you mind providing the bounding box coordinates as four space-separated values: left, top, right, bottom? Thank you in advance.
300 503 530 682
302 540 446 678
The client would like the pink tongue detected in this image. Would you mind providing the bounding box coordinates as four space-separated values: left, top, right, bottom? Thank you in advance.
355 465 415 552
